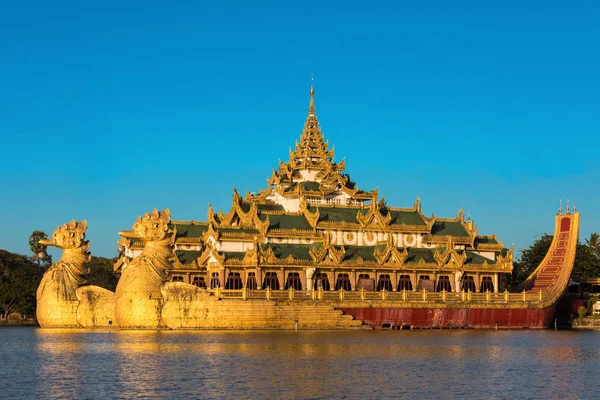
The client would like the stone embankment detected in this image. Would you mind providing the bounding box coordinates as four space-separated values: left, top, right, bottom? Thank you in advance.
572 317 600 329
0 315 38 326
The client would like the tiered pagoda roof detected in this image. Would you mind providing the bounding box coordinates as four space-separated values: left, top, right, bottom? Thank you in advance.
122 86 513 276
256 86 374 201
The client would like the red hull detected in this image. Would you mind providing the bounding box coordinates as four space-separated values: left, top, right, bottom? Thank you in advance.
339 306 557 329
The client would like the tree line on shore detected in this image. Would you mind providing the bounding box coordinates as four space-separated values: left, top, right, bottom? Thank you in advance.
1 231 119 319
1 231 599 319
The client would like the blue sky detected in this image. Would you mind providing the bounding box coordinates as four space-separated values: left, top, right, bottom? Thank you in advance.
1 1 598 259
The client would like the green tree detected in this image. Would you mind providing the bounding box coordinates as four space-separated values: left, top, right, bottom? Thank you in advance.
28 230 49 267
86 256 119 291
0 250 44 317
572 243 600 281
585 232 600 259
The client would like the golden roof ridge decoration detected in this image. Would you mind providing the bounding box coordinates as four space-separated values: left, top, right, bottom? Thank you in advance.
495 245 514 273
309 232 345 264
245 187 273 201
299 196 320 228
196 241 225 267
207 204 217 225
171 255 198 270
386 197 423 213
201 222 220 244
433 237 467 269
374 235 408 265
255 214 270 237
267 229 316 238
171 220 209 226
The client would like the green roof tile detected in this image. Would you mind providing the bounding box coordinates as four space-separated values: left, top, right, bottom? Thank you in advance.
387 210 427 226
475 236 499 245
342 245 377 262
260 214 313 230
300 181 321 191
431 221 469 237
217 227 260 235
465 251 496 264
175 250 201 264
172 223 208 238
263 243 313 261
224 251 245 260
310 206 367 224
405 248 436 263
257 203 285 212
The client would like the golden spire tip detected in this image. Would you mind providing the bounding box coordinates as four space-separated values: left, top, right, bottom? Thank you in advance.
308 74 315 116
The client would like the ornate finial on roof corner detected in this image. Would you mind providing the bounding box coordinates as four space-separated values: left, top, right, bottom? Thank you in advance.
467 209 471 221
573 200 577 212
566 199 570 213
559 199 563 214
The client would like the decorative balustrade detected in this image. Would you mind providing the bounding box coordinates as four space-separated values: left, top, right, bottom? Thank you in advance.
207 288 547 304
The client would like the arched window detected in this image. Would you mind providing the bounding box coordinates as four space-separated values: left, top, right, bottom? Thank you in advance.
286 272 303 290
172 276 184 282
436 276 452 292
246 272 257 290
314 272 330 290
481 276 494 292
335 273 352 291
462 276 476 292
377 274 393 291
264 272 280 290
192 276 206 288
397 275 413 291
226 272 243 289
210 272 220 289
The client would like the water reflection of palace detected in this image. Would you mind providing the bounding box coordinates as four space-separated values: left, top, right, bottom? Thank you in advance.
117 87 513 295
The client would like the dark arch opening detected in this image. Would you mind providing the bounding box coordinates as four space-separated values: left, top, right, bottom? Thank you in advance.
246 272 257 289
286 272 303 290
225 272 243 289
397 275 413 291
210 272 220 289
314 272 331 290
462 276 476 292
192 276 206 289
264 272 280 290
335 273 352 291
436 276 452 292
481 276 494 292
377 274 393 291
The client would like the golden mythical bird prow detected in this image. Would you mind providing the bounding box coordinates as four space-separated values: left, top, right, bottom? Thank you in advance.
115 209 174 328
36 220 115 328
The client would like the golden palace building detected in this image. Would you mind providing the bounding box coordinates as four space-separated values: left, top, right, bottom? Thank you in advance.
117 87 514 296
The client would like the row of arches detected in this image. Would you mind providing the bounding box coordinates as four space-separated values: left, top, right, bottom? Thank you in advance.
174 272 495 293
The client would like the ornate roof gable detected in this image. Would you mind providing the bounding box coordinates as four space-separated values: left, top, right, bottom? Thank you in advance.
309 232 345 264
374 235 409 265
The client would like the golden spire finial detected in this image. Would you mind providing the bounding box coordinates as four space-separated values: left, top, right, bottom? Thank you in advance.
308 73 315 117
559 199 563 214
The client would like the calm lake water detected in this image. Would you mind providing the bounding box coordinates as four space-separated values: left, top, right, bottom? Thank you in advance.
1 327 599 399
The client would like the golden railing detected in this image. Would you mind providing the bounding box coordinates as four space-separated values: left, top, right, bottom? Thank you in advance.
208 287 547 304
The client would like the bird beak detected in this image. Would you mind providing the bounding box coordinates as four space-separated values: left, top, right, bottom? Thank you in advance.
118 230 139 239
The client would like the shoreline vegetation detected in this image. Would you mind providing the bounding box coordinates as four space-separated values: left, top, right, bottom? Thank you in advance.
0 249 118 323
1 231 599 325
